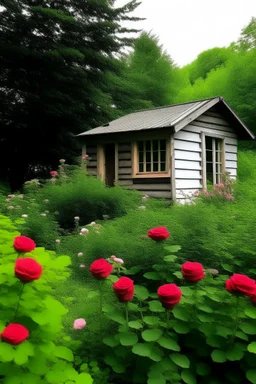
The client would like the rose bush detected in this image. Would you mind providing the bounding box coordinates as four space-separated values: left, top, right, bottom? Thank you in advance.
0 214 93 384
181 261 204 282
148 226 170 241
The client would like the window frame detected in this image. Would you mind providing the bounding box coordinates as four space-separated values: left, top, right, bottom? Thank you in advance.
201 132 226 189
132 137 171 178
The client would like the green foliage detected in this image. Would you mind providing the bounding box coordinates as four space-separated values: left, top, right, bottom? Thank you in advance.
0 215 93 383
39 168 140 230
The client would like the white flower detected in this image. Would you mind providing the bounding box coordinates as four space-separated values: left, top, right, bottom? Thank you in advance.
8 194 15 198
80 228 89 235
89 221 96 226
55 239 61 244
138 205 146 209
79 264 85 268
41 213 47 217
18 194 24 199
59 159 66 164
21 214 28 218
8 206 14 209
44 199 49 203
78 252 83 257
113 257 124 265
74 216 80 221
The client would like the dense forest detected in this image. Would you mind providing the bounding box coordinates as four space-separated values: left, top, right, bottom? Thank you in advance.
0 0 255 187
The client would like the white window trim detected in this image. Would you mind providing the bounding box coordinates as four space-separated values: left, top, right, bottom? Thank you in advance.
201 132 226 189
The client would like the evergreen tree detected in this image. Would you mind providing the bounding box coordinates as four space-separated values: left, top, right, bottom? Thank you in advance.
0 0 141 189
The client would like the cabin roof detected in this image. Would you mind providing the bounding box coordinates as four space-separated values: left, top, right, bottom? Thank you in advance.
78 96 254 140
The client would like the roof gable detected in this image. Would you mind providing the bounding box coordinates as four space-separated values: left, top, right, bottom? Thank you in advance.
78 97 254 140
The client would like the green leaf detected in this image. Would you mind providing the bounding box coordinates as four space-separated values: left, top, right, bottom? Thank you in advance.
147 373 166 384
211 349 227 363
236 331 248 341
103 335 119 347
248 342 256 354
143 272 161 280
247 369 256 384
3 377 21 384
105 311 126 325
198 305 213 313
104 354 125 373
196 362 211 376
157 336 180 351
76 372 93 384
128 320 143 329
132 343 151 357
125 266 143 275
54 346 74 362
149 301 165 312
170 353 190 368
143 316 159 326
173 271 182 279
16 341 34 357
172 307 190 321
14 347 28 365
226 345 244 361
135 285 150 300
221 263 234 272
164 255 177 262
119 332 138 346
239 323 256 335
173 321 190 334
0 343 14 362
181 370 197 384
142 329 163 342
164 245 181 253
181 287 193 296
107 275 119 283
245 308 256 319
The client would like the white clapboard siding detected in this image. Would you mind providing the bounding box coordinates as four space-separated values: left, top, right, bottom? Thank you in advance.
175 160 201 170
174 140 201 152
225 144 237 153
175 150 201 162
174 130 201 143
225 152 237 161
184 125 237 139
176 179 202 189
225 160 237 169
175 170 202 179
225 137 238 145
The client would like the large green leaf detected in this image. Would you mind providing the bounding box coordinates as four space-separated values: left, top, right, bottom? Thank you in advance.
164 245 181 253
245 308 256 319
170 353 190 368
103 335 120 347
248 342 256 354
147 373 166 384
128 320 143 330
132 343 151 357
247 369 256 384
54 346 74 362
3 376 21 384
239 323 256 335
181 370 197 384
143 316 159 326
119 332 138 346
104 354 126 373
105 311 126 325
173 321 190 334
149 301 165 312
135 285 150 300
226 345 244 361
14 348 28 365
0 343 14 362
211 349 227 363
144 272 161 280
157 336 180 351
172 307 190 321
142 329 163 342
76 372 93 384
196 362 211 376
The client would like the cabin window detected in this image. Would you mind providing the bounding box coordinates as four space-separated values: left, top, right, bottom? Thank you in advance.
133 139 169 176
205 136 224 185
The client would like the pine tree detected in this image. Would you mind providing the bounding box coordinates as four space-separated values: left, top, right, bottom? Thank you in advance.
0 0 141 189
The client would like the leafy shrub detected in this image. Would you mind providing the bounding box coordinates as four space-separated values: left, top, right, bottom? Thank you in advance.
39 169 141 230
78 240 256 384
0 215 93 384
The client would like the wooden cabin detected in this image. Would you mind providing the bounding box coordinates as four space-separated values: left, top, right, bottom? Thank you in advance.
78 97 254 202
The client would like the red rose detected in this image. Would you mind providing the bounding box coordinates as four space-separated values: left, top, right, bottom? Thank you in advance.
181 261 204 282
13 236 36 253
89 258 113 279
148 226 170 241
50 171 58 176
1 324 29 345
226 274 256 296
158 284 182 309
113 277 134 302
15 257 43 282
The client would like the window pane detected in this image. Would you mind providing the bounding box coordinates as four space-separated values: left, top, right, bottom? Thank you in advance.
146 140 151 151
153 162 158 172
153 151 158 163
160 162 166 171
146 163 151 172
153 140 158 151
139 151 143 164
160 151 166 163
206 136 212 150
160 139 166 151
146 151 151 163
138 141 143 152
139 163 144 172
206 150 212 162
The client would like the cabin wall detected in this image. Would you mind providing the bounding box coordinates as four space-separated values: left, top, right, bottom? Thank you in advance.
173 107 238 203
83 144 97 176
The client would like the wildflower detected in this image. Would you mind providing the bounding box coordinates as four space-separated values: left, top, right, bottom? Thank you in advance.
79 264 85 268
8 194 15 198
21 214 28 218
40 213 47 217
82 154 89 160
113 257 124 265
44 199 49 203
8 206 14 209
18 194 24 199
89 221 96 226
111 255 116 260
225 193 234 201
138 205 146 209
102 215 110 220
55 239 61 244
74 216 80 221
59 159 65 164
207 268 219 276
95 231 100 234
5 198 10 202
73 318 86 330
80 228 89 235
78 252 83 257
50 171 58 177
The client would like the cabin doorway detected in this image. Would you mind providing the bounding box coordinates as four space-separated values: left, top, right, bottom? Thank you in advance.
104 143 116 186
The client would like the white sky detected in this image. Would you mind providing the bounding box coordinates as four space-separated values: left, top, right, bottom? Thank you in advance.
116 0 256 66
